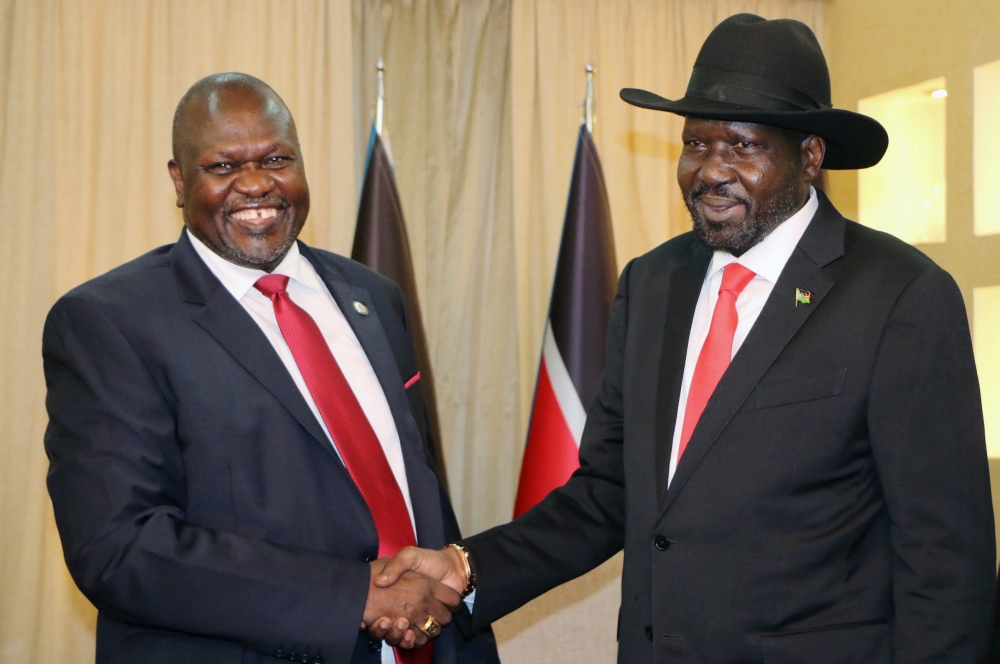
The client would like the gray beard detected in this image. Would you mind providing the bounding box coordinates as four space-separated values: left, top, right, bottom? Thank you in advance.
214 232 298 271
687 184 801 257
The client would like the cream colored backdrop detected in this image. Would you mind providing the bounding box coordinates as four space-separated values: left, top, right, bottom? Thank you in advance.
0 1 825 663
352 0 521 536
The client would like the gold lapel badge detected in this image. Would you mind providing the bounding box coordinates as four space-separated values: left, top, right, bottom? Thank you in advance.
353 301 369 315
795 288 812 307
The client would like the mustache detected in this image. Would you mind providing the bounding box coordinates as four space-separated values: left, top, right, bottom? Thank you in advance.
687 184 751 208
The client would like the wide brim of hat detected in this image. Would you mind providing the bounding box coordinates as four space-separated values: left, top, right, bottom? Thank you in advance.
621 87 888 170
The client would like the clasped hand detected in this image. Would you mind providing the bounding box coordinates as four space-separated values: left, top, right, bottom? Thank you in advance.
363 546 469 649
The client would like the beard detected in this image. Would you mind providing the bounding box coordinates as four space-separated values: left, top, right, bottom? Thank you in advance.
214 225 299 269
207 195 304 271
686 182 801 257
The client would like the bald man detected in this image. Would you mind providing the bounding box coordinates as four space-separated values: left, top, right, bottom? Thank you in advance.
43 73 498 664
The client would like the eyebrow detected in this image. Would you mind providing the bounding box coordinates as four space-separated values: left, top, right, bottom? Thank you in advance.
211 143 286 160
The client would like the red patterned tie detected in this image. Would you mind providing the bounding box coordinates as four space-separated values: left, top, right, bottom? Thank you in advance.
255 274 432 664
678 263 756 461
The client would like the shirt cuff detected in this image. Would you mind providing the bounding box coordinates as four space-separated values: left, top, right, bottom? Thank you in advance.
463 588 476 613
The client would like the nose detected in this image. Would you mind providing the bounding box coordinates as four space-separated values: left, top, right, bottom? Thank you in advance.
698 145 735 187
233 164 276 198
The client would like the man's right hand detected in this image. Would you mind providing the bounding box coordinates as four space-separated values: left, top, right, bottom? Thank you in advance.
362 560 461 648
375 546 469 596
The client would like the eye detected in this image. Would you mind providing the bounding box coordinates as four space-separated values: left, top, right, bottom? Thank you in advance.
683 139 705 148
205 162 238 175
263 156 292 168
736 141 756 149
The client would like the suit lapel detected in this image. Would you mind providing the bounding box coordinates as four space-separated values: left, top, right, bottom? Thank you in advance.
169 233 333 453
659 194 846 516
301 245 446 549
654 241 713 507
172 233 445 545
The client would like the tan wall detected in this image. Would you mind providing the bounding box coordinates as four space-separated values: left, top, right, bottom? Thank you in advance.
824 0 1000 310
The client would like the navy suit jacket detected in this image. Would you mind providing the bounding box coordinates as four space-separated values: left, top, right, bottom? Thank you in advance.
43 232 498 664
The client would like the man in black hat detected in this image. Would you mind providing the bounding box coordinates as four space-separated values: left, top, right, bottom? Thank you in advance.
374 13 996 662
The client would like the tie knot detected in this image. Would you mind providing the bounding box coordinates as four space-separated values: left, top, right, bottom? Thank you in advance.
720 262 756 296
254 273 290 299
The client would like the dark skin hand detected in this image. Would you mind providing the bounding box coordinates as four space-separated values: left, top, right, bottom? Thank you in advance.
362 560 462 649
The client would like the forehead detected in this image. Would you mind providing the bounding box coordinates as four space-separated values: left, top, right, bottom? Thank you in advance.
181 90 296 158
681 118 789 141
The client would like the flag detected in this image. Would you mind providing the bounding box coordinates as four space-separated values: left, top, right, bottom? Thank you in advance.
514 125 617 517
352 127 446 481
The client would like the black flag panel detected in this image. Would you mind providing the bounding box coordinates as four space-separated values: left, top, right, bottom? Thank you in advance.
352 132 445 481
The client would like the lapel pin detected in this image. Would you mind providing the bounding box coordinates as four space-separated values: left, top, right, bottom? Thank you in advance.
795 288 812 307
353 301 369 315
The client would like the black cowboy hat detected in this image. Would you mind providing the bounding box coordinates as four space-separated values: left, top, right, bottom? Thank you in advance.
620 13 888 170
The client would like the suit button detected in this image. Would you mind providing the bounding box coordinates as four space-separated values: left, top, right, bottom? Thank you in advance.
365 554 376 563
654 535 670 551
368 640 382 653
645 625 653 640
311 659 323 664
274 651 284 658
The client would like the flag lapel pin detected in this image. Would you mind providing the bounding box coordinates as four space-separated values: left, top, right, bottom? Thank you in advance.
795 288 812 307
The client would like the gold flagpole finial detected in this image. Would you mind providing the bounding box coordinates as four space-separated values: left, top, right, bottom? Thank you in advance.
376 58 385 136
584 62 595 133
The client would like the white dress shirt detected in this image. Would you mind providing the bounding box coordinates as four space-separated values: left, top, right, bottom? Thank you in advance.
667 187 819 485
187 230 416 530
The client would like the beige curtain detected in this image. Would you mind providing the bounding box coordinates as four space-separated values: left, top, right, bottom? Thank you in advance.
353 0 520 536
0 1 824 662
0 1 355 660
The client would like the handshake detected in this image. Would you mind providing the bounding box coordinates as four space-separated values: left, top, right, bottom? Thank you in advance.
362 545 473 649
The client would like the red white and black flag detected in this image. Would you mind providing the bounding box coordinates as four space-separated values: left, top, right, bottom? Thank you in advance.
352 127 445 478
513 125 617 517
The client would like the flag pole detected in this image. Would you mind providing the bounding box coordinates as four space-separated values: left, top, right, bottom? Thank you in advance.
584 61 595 133
376 58 385 137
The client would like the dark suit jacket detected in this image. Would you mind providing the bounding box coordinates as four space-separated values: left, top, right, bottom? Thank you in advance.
462 192 996 662
43 232 498 664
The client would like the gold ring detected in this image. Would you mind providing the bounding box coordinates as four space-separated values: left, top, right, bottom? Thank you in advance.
417 615 441 637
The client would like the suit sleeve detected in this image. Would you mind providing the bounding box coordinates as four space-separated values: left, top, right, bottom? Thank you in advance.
459 260 633 629
867 265 996 661
43 294 370 663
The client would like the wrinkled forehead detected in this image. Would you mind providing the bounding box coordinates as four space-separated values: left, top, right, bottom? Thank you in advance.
681 117 810 151
175 85 297 161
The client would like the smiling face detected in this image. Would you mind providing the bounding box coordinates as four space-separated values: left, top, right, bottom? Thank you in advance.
168 84 309 271
677 118 824 256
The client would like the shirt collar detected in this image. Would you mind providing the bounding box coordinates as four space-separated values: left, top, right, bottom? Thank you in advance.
186 229 322 301
706 186 818 285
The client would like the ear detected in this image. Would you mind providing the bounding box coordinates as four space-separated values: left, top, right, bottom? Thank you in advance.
167 159 185 208
801 135 826 183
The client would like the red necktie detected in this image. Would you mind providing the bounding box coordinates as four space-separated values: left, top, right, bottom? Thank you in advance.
255 275 431 664
678 263 756 461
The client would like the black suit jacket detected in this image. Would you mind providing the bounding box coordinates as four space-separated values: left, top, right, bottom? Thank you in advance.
43 232 498 664
462 193 995 662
